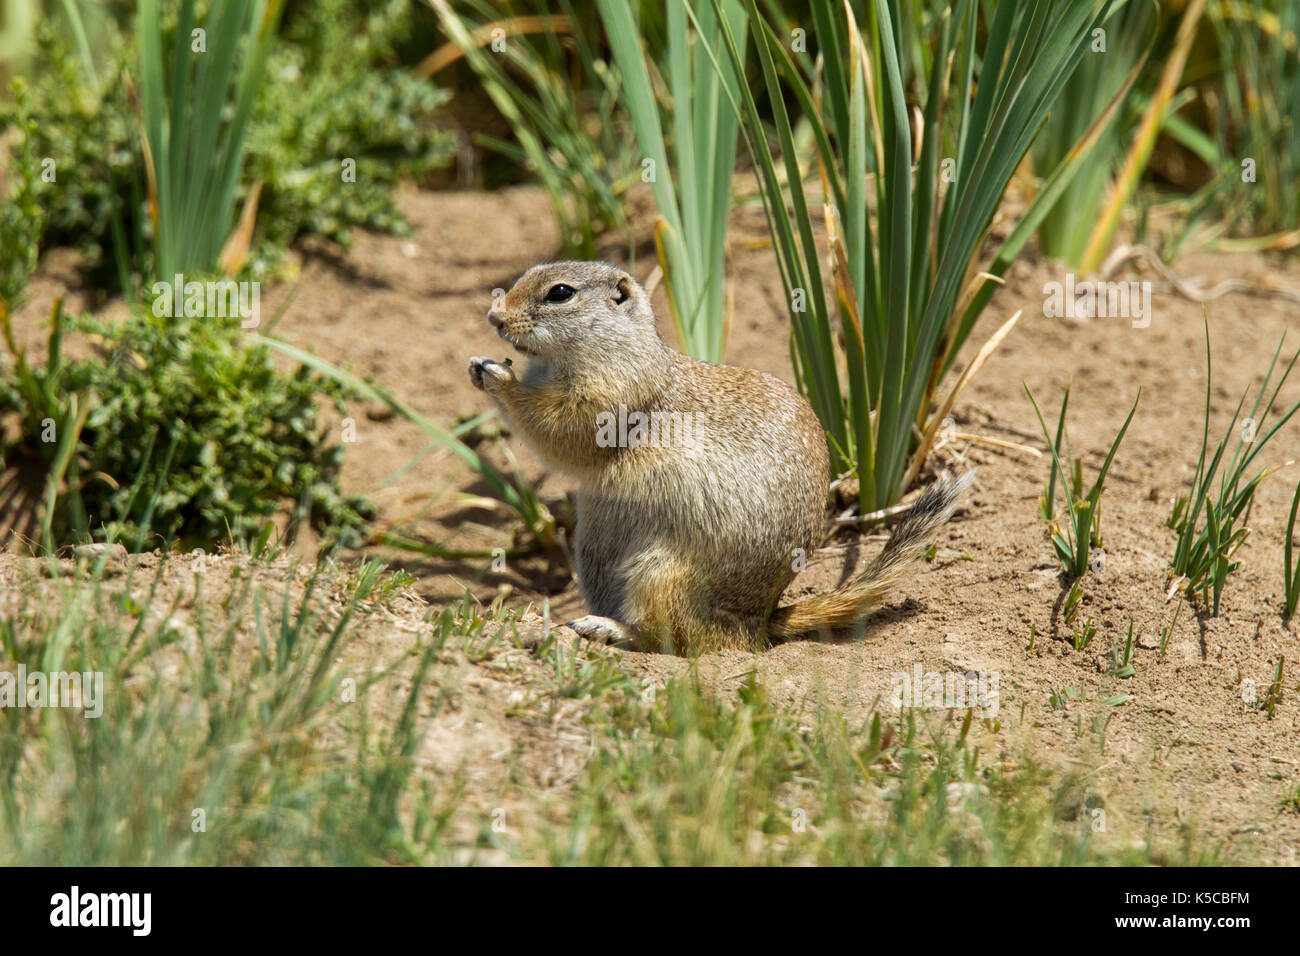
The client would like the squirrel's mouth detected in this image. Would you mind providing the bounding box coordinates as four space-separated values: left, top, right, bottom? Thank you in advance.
497 326 538 356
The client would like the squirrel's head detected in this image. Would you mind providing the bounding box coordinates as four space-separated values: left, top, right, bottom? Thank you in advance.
487 261 660 367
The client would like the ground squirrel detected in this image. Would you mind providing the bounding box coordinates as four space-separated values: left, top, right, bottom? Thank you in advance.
468 261 970 654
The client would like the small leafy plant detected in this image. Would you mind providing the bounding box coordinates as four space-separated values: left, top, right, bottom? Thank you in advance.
1048 685 1080 711
1063 578 1085 625
1258 658 1286 719
1071 618 1097 652
1103 620 1136 678
248 0 454 258
0 20 142 291
1026 383 1140 578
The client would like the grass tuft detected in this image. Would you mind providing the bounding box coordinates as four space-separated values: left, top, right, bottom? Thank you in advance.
1168 317 1300 615
1026 383 1140 579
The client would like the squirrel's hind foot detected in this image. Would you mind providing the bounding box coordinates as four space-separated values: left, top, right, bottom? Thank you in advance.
566 614 634 647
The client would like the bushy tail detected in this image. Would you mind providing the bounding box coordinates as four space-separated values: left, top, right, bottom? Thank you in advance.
768 472 974 642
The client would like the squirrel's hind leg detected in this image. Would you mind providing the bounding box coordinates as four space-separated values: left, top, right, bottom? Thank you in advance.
615 550 761 655
572 537 762 655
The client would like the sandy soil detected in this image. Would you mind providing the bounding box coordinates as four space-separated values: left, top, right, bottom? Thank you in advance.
9 182 1300 863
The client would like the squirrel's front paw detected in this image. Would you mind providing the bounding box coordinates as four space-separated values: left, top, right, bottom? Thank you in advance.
468 356 514 391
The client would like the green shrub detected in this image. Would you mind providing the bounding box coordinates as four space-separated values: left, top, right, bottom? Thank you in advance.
0 300 373 550
246 0 454 256
249 57 452 253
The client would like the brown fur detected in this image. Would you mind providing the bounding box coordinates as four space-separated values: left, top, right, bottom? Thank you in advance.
468 261 969 654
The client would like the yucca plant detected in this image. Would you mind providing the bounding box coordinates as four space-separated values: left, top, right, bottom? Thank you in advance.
1026 383 1140 578
712 0 1132 512
596 0 748 362
425 0 635 258
1032 0 1156 267
1169 320 1300 616
1076 0 1208 272
137 0 285 279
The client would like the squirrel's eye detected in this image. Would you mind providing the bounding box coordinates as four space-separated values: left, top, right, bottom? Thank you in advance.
544 284 576 303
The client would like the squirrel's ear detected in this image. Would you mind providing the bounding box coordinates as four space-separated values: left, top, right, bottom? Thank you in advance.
613 273 633 306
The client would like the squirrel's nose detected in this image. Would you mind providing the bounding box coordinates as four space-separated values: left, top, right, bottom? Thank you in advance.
487 307 502 328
